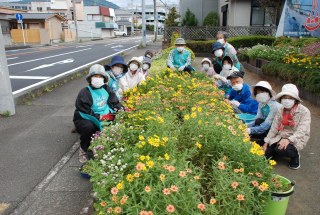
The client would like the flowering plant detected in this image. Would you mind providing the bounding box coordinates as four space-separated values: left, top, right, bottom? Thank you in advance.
84 50 277 214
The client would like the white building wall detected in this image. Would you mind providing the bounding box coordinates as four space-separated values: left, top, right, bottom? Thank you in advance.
218 0 251 26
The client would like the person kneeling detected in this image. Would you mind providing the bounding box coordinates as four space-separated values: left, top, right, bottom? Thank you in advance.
263 84 311 170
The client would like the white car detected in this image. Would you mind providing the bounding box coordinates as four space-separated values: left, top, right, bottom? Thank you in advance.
114 29 127 36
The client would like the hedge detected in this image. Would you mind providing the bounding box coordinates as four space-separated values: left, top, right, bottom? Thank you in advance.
186 36 276 54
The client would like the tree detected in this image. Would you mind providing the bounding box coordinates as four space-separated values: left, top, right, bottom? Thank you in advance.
203 12 219 26
256 0 285 25
164 7 180 27
182 8 198 26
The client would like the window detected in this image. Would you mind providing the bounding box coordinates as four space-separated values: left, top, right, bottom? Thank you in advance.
87 14 93 21
47 7 50 11
251 7 264 25
37 7 42 12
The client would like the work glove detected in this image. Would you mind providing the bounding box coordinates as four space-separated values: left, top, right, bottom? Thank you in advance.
170 66 176 71
246 128 251 134
178 66 185 71
230 100 240 107
100 113 115 121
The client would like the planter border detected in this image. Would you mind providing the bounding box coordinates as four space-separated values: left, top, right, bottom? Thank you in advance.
242 62 320 107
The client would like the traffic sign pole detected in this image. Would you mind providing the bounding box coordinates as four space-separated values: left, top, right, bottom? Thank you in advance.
20 21 26 46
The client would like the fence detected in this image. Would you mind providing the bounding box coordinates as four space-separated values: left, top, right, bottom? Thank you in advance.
164 26 277 42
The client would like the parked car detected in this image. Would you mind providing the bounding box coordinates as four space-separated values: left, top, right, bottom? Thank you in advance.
114 29 127 36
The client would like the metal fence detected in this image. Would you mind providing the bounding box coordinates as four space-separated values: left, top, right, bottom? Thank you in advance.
164 26 277 42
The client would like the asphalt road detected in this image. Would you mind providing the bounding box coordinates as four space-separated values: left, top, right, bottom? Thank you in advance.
6 36 153 94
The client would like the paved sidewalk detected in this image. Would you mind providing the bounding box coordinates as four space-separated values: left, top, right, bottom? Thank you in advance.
0 41 162 215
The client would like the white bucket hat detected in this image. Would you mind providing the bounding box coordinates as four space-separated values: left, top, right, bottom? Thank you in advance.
275 83 302 102
252 81 276 97
175 38 186 45
127 57 142 68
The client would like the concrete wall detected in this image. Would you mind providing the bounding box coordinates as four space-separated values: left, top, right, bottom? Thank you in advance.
218 0 252 26
179 0 219 26
45 17 63 41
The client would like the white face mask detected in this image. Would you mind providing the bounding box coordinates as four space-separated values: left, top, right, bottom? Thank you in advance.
223 64 232 70
177 47 184 52
142 64 149 70
256 92 270 104
217 38 225 45
281 98 296 109
202 63 210 71
112 66 123 77
214 49 223 57
91 77 104 88
232 83 243 91
129 63 139 71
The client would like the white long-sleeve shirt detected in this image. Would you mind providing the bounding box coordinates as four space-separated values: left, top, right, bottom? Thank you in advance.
118 70 145 94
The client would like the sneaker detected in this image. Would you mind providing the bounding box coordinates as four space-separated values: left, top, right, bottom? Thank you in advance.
79 148 88 164
289 151 300 170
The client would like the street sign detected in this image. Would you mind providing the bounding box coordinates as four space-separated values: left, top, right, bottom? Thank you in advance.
15 13 23 21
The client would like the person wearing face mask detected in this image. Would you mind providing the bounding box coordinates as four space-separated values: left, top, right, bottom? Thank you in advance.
263 84 311 169
73 64 123 163
200 58 215 77
104 55 128 100
246 81 282 146
118 57 145 94
216 31 237 56
141 57 152 78
167 38 194 73
225 71 258 115
211 42 241 73
214 56 238 94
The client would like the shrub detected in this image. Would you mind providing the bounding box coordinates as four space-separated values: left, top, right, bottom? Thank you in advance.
182 8 198 26
203 12 219 26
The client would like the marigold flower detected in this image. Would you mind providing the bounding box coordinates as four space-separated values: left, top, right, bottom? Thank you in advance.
168 165 175 172
146 160 154 168
261 182 269 189
111 187 118 195
239 168 244 172
179 171 187 177
237 194 245 201
116 182 124 190
126 174 134 182
145 186 151 193
191 112 197 118
170 185 178 192
140 155 146 161
100 201 107 207
231 181 239 189
163 188 171 195
114 206 122 214
166 204 175 213
197 203 206 211
218 161 225 166
210 198 217 205
139 135 145 140
184 114 190 120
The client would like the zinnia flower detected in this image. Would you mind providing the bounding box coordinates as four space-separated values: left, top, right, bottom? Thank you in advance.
111 187 118 195
251 180 259 187
163 188 171 195
145 186 151 192
100 201 107 207
237 194 245 201
160 174 165 181
107 207 112 214
168 165 175 172
139 211 148 215
166 204 175 213
136 163 145 171
210 198 217 205
179 171 186 177
114 206 122 214
170 185 178 192
197 203 206 211
231 181 239 189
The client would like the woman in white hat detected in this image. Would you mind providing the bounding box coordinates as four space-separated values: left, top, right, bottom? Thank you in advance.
73 64 123 163
118 57 145 95
167 37 194 73
246 81 282 145
263 84 311 169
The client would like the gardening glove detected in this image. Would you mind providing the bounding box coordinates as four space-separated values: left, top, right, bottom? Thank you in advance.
230 100 240 107
170 66 176 71
178 66 185 71
219 76 227 83
214 74 221 79
246 128 251 134
100 113 115 121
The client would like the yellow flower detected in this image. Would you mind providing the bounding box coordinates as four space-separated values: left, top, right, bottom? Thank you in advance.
198 120 202 125
160 174 166 181
146 160 154 168
157 116 164 124
261 182 269 189
134 172 140 178
146 155 150 161
126 174 134 183
162 137 169 142
191 112 197 118
139 135 145 141
269 160 277 166
140 155 146 161
197 107 202 112
116 182 124 190
184 114 190 120
164 153 170 160
191 107 196 111
195 142 202 149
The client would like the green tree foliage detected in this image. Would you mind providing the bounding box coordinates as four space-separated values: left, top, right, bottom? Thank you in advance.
164 7 180 27
182 8 198 26
203 12 219 26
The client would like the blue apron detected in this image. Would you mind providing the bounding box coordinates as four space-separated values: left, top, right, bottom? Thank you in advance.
173 49 190 68
261 104 270 120
108 73 124 100
79 86 113 131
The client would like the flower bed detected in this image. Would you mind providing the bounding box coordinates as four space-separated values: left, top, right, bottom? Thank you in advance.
84 50 277 214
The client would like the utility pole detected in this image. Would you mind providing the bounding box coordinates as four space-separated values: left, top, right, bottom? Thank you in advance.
72 0 80 42
0 25 15 116
141 0 146 47
153 0 157 42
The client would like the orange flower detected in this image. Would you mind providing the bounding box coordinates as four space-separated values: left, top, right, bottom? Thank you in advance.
210 198 217 205
107 207 113 214
145 186 151 193
234 169 240 173
146 211 153 215
179 171 187 177
218 165 225 170
194 176 200 180
114 206 122 214
197 203 206 211
163 164 169 170
186 168 192 173
255 172 262 178
251 180 259 187
160 174 166 181
120 198 126 205
122 195 128 201
163 188 171 195
100 201 107 207
166 204 175 213
170 185 178 192
112 195 118 203
111 187 119 195
139 211 148 215
258 185 267 192
237 194 245 201
218 161 225 166
168 165 175 172
134 172 140 177
231 181 239 189
136 163 145 171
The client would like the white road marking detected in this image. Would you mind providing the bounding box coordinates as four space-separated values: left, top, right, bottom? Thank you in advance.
104 43 116 46
10 76 50 80
7 57 19 60
76 45 94 48
111 45 124 49
25 58 75 72
8 48 91 67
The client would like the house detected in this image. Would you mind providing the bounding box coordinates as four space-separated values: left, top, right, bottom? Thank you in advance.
179 0 219 25
115 9 133 35
74 6 118 39
7 13 66 44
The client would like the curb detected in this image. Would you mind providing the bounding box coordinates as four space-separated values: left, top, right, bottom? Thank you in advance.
13 41 153 104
